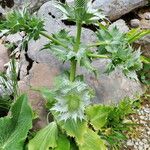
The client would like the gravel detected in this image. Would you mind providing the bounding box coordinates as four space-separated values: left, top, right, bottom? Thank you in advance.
123 100 150 150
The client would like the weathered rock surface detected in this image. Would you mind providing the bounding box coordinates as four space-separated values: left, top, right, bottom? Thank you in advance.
92 0 148 21
109 19 129 33
5 32 24 46
130 19 140 28
25 1 143 105
132 9 150 57
13 0 49 12
0 43 9 72
1 0 148 21
18 63 60 129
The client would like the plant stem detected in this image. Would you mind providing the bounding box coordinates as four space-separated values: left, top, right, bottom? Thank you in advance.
88 53 109 59
40 31 67 48
88 41 110 47
70 22 82 81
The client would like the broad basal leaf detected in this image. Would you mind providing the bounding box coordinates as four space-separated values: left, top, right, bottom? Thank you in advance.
28 122 58 150
79 129 106 150
54 134 70 150
0 94 33 150
61 119 87 144
86 105 111 130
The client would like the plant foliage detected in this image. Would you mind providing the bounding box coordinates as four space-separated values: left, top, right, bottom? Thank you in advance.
28 122 58 150
0 94 33 150
0 0 150 149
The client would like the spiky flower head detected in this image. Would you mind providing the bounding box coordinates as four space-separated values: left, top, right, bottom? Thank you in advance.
74 0 88 8
51 75 94 122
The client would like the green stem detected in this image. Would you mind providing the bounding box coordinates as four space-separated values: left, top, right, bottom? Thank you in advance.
88 53 109 59
40 31 67 48
70 22 82 82
88 41 110 47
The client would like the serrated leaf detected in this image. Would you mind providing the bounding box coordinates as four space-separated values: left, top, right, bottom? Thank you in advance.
54 134 70 150
28 122 58 150
0 8 45 40
0 94 33 150
97 26 143 78
86 105 111 130
79 129 106 150
61 119 87 144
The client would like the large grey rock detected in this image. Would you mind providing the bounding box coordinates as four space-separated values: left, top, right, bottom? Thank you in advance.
92 0 148 21
18 63 59 130
26 1 143 105
13 0 49 12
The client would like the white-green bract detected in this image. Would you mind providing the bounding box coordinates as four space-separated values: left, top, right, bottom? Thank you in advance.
51 76 94 121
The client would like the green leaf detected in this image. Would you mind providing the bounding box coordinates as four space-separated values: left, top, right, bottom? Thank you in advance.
61 119 87 144
126 28 150 43
0 8 45 40
86 105 111 130
54 134 70 150
141 55 150 64
0 94 33 150
96 26 143 79
79 129 106 150
28 122 58 150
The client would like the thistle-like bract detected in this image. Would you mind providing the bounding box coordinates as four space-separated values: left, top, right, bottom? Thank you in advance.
51 76 94 122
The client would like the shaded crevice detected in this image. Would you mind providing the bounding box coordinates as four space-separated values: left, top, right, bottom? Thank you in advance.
18 43 34 80
25 52 34 75
24 44 34 75
48 12 55 18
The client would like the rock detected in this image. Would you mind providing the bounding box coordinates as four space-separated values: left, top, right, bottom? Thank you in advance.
0 43 9 72
0 6 5 17
109 19 129 33
130 19 140 28
6 32 23 46
126 140 134 146
7 0 49 12
134 34 150 57
26 1 143 105
18 63 60 130
144 12 150 20
92 0 148 21
132 10 150 57
80 60 143 104
28 1 96 63
19 51 29 80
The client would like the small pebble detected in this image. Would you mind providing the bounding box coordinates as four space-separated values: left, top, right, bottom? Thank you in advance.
144 12 150 20
142 139 147 143
144 108 150 114
126 140 134 146
130 19 140 28
140 116 145 120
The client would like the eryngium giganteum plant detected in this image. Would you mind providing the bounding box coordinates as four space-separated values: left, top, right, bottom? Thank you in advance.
1 0 150 149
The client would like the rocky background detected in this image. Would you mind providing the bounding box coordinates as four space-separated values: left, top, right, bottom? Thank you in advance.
0 0 150 149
